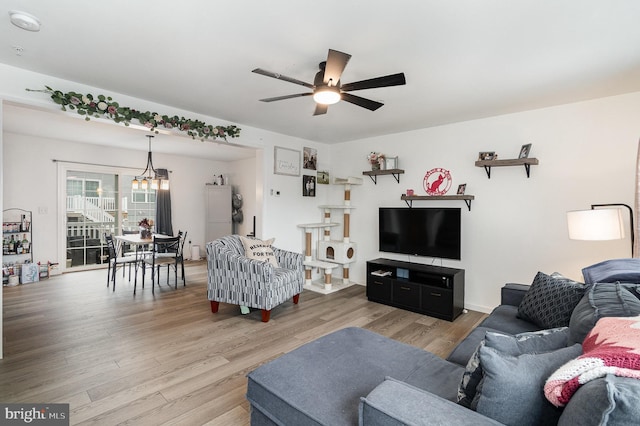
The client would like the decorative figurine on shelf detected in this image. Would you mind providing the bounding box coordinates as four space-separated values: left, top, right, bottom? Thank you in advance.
139 218 153 239
367 152 385 171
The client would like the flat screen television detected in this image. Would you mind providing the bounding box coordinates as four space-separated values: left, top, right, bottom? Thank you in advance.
378 207 461 260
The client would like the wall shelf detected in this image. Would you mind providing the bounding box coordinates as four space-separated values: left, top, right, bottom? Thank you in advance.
475 158 539 179
400 194 475 211
362 169 405 184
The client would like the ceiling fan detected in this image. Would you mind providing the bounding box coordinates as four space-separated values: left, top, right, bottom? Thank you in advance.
252 49 406 116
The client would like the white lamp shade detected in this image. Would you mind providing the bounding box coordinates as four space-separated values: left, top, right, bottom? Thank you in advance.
567 209 624 241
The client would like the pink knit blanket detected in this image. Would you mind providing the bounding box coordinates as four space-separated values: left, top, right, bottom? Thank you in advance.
544 315 640 407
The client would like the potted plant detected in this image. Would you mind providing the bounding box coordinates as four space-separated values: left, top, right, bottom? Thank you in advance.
367 152 385 171
139 218 153 239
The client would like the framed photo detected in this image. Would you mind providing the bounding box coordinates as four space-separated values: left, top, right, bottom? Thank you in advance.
457 184 467 195
274 146 301 176
478 151 496 161
302 175 316 197
519 143 532 159
317 170 330 184
303 147 317 170
385 156 398 170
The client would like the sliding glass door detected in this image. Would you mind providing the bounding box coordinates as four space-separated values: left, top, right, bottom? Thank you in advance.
64 168 156 270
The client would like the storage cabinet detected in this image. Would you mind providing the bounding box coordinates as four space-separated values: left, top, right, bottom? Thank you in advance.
205 185 232 243
366 258 465 321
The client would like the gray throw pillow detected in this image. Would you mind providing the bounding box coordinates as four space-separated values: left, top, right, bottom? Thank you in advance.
457 327 569 409
517 272 586 329
568 282 640 344
581 258 640 284
475 344 583 426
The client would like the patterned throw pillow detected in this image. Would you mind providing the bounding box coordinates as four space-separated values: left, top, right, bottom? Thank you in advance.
517 272 586 329
239 236 279 267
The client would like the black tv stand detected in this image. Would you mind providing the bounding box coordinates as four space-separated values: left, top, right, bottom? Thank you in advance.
366 258 465 321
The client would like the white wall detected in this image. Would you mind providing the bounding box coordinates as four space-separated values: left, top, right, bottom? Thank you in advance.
2 132 245 266
328 91 640 312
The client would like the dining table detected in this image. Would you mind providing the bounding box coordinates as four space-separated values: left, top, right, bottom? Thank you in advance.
113 233 167 288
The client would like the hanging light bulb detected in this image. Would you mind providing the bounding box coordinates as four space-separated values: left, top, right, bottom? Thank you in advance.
131 135 169 190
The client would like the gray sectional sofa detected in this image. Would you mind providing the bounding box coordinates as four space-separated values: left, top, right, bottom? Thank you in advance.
246 263 640 425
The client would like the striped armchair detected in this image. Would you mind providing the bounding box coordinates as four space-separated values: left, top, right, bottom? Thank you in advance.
206 235 304 322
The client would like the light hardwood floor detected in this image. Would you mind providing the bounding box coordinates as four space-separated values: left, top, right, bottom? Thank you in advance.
1 261 487 425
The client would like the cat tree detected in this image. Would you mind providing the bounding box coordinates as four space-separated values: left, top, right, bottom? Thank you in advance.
297 176 362 293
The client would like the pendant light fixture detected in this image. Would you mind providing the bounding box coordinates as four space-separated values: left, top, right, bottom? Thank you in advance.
132 135 169 191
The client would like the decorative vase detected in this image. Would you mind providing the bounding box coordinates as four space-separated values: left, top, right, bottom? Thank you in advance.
371 162 380 171
140 227 151 239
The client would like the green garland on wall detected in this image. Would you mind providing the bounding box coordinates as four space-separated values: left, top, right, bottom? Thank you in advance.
26 86 241 141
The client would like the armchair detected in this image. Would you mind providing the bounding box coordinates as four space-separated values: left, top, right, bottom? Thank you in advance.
206 235 304 322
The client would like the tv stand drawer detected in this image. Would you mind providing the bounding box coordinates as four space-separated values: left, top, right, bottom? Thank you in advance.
421 286 453 317
393 281 421 309
367 277 392 301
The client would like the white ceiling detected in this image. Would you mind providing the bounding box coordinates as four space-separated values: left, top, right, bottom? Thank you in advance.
2 1 640 153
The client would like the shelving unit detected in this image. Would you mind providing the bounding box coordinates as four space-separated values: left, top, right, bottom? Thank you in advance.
475 158 539 178
3 208 33 285
362 168 405 184
401 194 475 211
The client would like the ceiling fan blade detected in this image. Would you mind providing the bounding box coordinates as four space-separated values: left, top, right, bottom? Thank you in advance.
341 73 406 92
323 49 351 85
313 104 328 116
259 93 313 102
252 68 314 89
341 93 384 111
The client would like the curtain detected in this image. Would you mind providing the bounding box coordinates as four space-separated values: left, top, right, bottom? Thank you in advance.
155 168 174 236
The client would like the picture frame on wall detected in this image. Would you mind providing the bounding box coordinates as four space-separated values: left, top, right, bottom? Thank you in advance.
303 147 317 170
274 146 301 176
457 184 467 195
518 143 532 159
302 175 316 197
317 170 330 184
478 151 496 161
385 156 398 170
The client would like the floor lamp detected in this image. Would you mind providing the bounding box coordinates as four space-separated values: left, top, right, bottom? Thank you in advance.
566 203 634 257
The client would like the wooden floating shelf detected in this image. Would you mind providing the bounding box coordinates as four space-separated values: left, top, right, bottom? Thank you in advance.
474 158 539 179
400 194 475 211
362 169 405 184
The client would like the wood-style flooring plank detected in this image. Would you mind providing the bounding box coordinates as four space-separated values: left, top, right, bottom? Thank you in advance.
1 260 487 425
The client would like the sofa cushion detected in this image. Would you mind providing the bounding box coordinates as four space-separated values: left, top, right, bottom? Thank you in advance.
360 377 503 426
239 236 279 267
246 327 463 426
479 304 542 335
475 343 582 426
457 327 570 409
582 258 640 284
517 272 586 329
558 374 640 426
568 283 640 344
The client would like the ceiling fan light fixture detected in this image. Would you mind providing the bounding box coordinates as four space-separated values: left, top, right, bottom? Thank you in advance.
313 86 341 105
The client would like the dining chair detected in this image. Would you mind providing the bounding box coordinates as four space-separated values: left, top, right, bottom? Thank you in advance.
142 235 182 293
105 234 139 291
